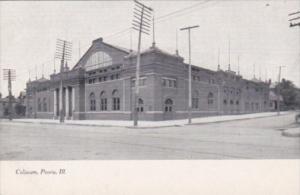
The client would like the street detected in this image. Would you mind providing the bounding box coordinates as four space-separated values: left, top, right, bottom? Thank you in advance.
0 113 299 160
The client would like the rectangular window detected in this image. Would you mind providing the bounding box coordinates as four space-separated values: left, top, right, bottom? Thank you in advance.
131 80 135 87
111 75 114 80
140 78 146 86
162 78 177 88
168 80 172 87
162 79 167 87
112 98 120 110
100 98 107 111
173 80 177 88
132 78 146 87
103 76 107 81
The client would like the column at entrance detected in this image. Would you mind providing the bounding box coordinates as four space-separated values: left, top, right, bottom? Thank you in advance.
65 87 69 120
72 87 75 120
53 89 57 119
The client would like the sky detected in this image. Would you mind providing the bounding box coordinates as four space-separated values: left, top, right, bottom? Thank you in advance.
0 0 299 96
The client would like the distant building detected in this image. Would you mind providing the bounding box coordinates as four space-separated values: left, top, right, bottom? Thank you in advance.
269 89 283 111
25 38 270 120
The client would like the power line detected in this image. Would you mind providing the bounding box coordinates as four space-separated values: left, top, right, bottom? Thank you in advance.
156 0 213 22
103 0 216 41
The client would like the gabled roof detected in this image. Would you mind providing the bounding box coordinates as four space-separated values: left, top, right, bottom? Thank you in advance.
72 38 131 70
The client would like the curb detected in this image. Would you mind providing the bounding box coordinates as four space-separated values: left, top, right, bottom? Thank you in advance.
0 112 292 129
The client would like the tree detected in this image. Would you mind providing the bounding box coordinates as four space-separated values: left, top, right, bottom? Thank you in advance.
275 79 299 109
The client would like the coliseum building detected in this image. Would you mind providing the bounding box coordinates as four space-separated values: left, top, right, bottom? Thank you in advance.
26 37 270 121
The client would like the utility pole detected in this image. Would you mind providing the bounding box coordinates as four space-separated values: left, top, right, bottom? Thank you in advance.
289 11 300 27
277 66 285 115
180 25 199 124
3 69 16 121
131 0 153 126
288 11 300 87
55 39 72 123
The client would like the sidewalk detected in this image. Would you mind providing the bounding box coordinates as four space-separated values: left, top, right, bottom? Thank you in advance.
0 111 291 128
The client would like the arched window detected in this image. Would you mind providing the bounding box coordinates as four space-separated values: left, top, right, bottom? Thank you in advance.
112 89 120 111
208 92 214 104
37 98 41 111
164 98 173 112
137 98 144 112
86 51 112 70
43 98 47 112
89 92 96 111
100 91 107 111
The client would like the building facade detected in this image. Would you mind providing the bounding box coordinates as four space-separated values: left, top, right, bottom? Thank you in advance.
25 38 270 121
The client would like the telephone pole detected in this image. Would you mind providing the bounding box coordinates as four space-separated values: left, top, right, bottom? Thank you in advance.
289 11 300 27
131 0 153 126
55 39 72 123
277 66 285 116
3 69 16 121
288 11 300 87
180 25 199 124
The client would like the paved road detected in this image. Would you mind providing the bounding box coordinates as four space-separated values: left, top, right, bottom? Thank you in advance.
1 113 299 160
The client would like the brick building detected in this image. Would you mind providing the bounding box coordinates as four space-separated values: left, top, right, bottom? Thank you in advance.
25 37 270 120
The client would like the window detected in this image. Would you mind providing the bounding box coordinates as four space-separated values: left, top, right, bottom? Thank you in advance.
162 78 177 88
112 90 120 111
162 79 167 86
43 98 47 112
86 51 112 70
111 75 114 80
192 98 199 109
100 91 107 111
116 74 119 79
103 76 107 81
236 100 239 105
88 78 96 84
230 100 234 105
99 77 102 82
164 98 173 112
137 98 144 112
192 90 199 109
223 99 227 105
132 78 146 87
37 98 41 111
168 80 172 87
112 98 120 110
208 92 214 104
89 93 96 111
